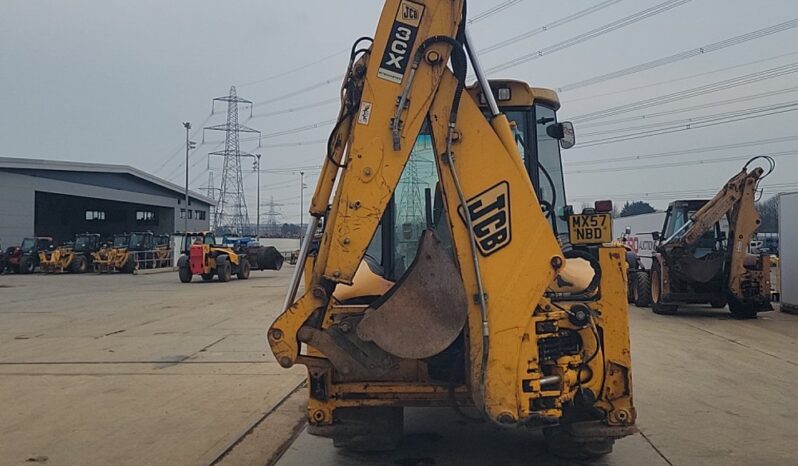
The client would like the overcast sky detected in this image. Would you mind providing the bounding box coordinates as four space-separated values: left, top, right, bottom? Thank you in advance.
2 0 797 222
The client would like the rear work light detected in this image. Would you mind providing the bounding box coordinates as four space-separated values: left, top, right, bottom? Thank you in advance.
594 200 613 213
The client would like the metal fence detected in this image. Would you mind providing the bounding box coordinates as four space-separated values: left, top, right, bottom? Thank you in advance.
130 249 174 271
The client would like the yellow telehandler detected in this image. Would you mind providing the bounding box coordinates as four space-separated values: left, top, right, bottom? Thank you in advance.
268 0 636 459
38 233 100 273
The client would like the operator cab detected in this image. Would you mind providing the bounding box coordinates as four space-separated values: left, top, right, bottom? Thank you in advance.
367 80 574 281
660 199 728 258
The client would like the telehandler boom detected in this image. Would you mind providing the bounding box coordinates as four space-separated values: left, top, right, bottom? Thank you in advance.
268 0 636 458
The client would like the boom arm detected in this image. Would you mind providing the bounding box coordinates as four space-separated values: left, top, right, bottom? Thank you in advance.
663 166 765 248
268 0 565 422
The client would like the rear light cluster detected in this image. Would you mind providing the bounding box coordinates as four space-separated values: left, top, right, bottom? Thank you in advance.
594 200 613 213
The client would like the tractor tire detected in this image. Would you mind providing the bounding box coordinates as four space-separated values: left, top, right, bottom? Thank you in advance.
19 256 35 274
217 259 232 282
10 264 20 274
70 256 88 274
627 273 635 303
633 271 652 307
237 259 251 280
728 301 757 320
651 262 677 315
201 273 214 281
310 407 403 452
121 257 136 274
543 426 614 460
178 265 192 283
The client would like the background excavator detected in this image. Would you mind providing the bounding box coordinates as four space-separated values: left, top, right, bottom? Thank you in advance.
631 156 775 318
267 0 636 459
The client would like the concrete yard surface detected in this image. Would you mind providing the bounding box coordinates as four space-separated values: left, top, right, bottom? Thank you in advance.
0 269 304 466
2 269 797 466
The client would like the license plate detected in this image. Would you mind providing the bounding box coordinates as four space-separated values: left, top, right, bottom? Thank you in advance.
568 213 612 245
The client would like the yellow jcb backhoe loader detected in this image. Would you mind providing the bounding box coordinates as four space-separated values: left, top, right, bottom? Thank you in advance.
632 156 775 319
268 0 636 459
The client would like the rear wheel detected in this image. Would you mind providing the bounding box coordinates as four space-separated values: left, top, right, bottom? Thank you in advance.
178 265 192 283
651 261 677 315
236 258 251 280
70 256 88 274
633 271 652 307
728 301 757 319
121 256 136 274
543 426 614 460
217 259 232 282
19 256 35 274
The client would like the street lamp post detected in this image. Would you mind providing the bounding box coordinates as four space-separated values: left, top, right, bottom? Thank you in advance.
182 122 192 234
255 154 261 238
300 171 305 245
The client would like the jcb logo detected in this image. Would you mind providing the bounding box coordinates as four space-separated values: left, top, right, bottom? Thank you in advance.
458 182 512 256
397 0 423 27
403 5 419 21
378 0 424 84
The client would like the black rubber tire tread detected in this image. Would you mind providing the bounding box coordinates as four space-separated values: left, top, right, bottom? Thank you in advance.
201 273 214 281
19 256 35 274
70 256 88 274
633 271 652 307
178 266 192 283
217 259 232 282
651 262 678 315
121 256 136 274
728 301 757 319
236 258 251 280
543 426 615 460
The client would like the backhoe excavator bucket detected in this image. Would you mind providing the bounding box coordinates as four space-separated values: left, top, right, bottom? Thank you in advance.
357 230 468 360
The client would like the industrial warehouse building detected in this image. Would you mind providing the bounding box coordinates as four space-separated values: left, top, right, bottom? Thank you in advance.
0 157 214 247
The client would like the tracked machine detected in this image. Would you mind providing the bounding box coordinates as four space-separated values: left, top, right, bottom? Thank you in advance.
632 157 775 319
268 0 636 459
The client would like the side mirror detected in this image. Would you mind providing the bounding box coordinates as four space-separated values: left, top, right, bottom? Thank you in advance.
547 121 576 150
624 226 632 235
651 231 661 241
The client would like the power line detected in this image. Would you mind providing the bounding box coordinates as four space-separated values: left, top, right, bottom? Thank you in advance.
238 48 348 88
579 100 798 138
565 149 798 175
564 51 798 103
249 97 339 119
251 74 344 108
484 0 692 75
479 0 623 54
469 0 525 24
575 103 798 148
154 113 213 176
558 18 798 92
577 85 798 129
569 182 798 202
568 62 798 122
564 134 798 167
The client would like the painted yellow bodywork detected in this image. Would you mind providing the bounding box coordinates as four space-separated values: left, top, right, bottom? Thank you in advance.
92 247 132 273
38 247 75 273
268 0 635 432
